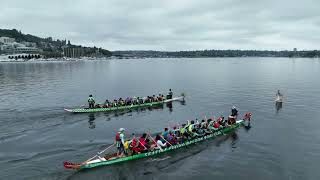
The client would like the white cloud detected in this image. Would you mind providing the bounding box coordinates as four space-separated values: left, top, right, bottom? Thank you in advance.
0 0 319 50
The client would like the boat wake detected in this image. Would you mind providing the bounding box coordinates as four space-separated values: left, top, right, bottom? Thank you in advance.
148 156 171 162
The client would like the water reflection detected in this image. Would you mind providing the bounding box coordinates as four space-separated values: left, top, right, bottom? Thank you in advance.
230 132 238 150
166 102 173 112
87 102 184 128
88 113 96 129
275 102 283 113
243 121 252 132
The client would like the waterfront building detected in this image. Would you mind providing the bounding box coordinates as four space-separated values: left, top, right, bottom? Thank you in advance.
63 47 85 58
15 47 40 54
0 37 15 44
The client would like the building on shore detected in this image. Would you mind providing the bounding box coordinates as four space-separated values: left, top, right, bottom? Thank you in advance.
0 37 15 44
63 47 85 58
15 47 41 54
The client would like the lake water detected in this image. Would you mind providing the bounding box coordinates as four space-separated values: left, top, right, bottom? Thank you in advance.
0 58 320 180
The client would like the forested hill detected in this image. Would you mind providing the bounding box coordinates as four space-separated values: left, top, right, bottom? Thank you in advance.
0 28 112 57
0 29 61 45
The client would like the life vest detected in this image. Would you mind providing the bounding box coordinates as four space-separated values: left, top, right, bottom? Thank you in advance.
217 117 223 122
213 122 220 129
115 132 121 141
124 141 129 149
188 124 194 132
131 138 137 147
88 97 95 103
138 138 147 150
180 127 186 134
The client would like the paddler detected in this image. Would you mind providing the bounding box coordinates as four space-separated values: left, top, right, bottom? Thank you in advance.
187 120 195 134
276 90 282 97
129 133 139 155
167 89 173 99
155 134 167 150
179 123 189 142
138 133 150 152
162 128 169 142
88 95 95 109
231 106 238 116
217 115 225 126
115 128 125 157
213 121 221 131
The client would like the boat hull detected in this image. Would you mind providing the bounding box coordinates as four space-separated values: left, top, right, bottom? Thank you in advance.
79 120 244 170
64 96 184 113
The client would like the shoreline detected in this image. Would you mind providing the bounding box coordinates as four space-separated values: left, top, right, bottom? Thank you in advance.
1 56 320 63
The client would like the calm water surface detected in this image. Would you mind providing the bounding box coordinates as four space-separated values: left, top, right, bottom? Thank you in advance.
0 58 320 180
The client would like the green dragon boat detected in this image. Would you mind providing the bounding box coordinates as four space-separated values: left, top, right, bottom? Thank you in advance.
64 120 244 170
64 96 184 113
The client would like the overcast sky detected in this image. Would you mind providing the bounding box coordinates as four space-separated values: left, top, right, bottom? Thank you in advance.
1 0 319 51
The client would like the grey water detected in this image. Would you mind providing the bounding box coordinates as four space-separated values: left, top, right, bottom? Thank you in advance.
0 58 320 180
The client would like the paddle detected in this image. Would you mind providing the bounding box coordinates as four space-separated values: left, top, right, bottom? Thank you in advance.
147 133 163 151
138 139 148 150
84 143 115 163
160 135 173 146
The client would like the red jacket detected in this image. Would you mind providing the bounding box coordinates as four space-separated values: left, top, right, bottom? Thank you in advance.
213 121 220 129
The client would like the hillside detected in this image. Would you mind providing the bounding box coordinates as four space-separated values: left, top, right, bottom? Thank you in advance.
0 28 112 57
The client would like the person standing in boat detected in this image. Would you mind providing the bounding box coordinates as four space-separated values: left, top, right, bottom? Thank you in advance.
167 89 173 99
115 128 125 157
88 95 95 109
276 90 282 97
231 106 238 117
276 90 283 102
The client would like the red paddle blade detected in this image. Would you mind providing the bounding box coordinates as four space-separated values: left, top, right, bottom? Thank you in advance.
63 161 81 169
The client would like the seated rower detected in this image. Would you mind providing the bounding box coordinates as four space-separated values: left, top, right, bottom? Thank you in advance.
200 120 207 129
207 119 215 131
167 130 178 145
132 96 138 104
196 125 205 136
137 133 149 153
173 126 180 137
124 97 130 105
152 95 157 102
137 97 141 104
129 133 140 155
179 124 190 142
162 128 169 142
187 120 195 134
155 134 167 150
227 115 236 125
213 121 221 131
112 99 118 107
104 99 111 108
191 129 201 139
118 98 124 106
94 104 102 108
217 115 225 125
